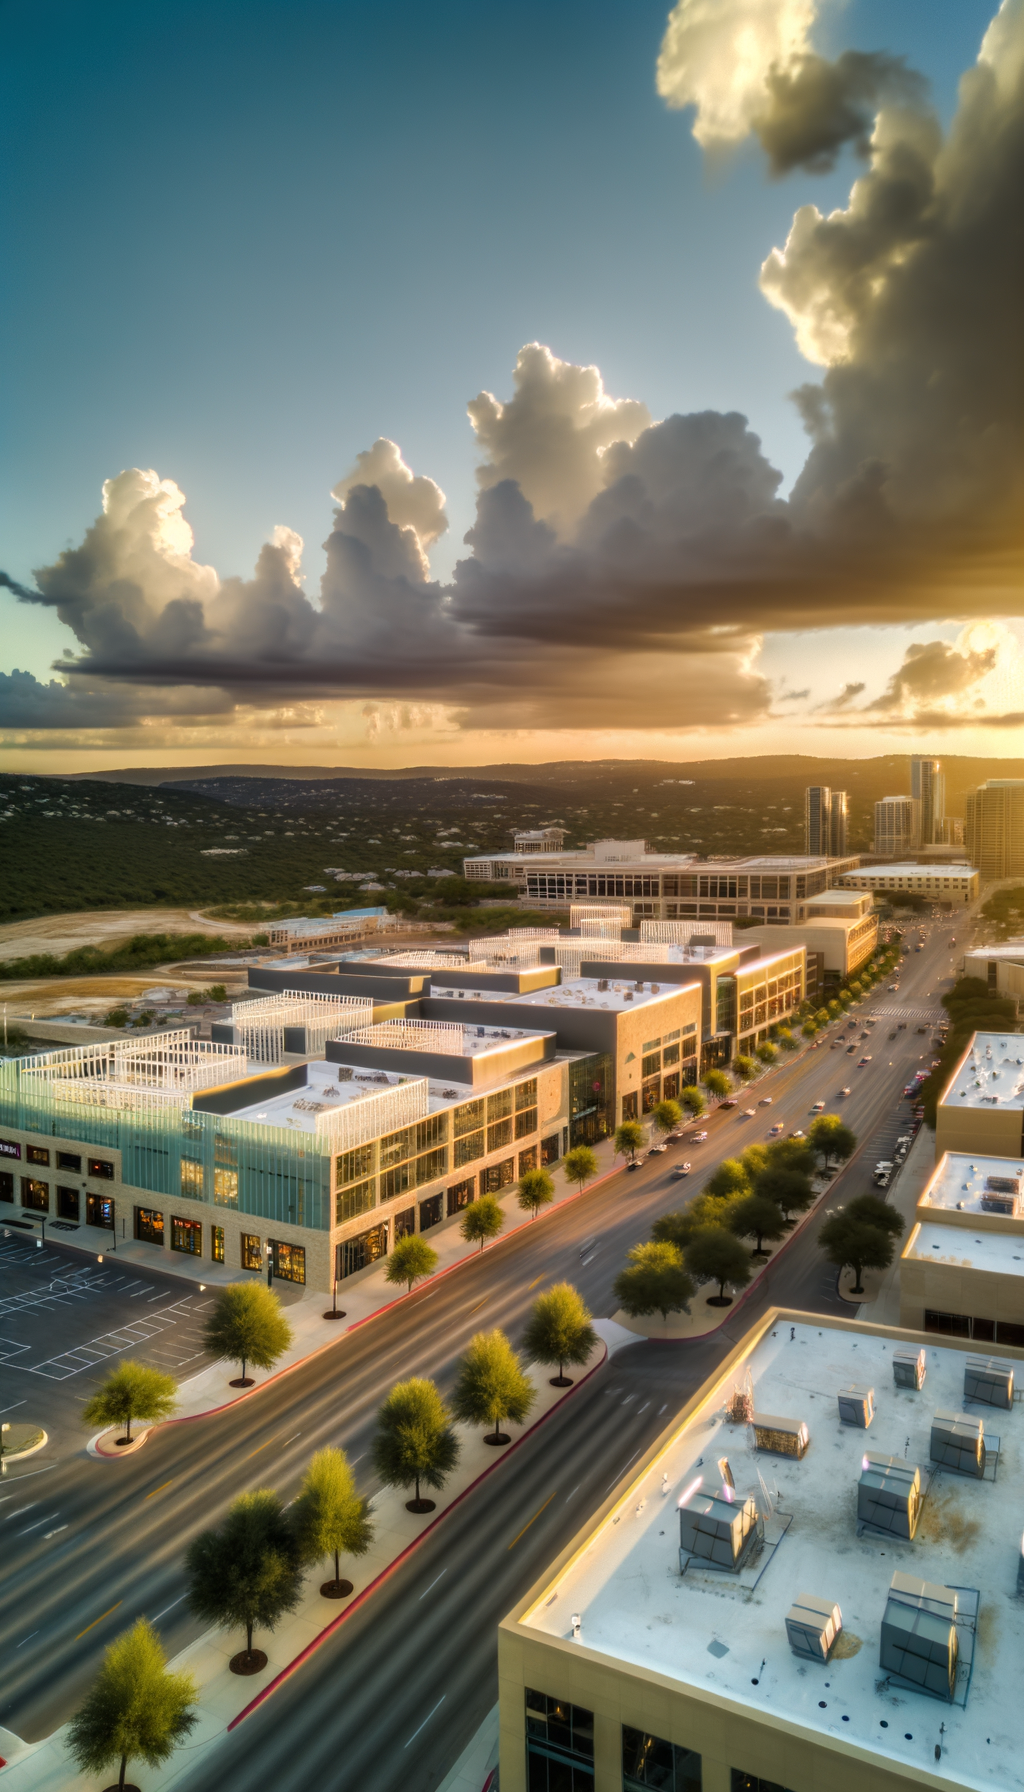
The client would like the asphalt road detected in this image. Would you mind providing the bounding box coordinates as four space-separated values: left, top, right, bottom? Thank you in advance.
0 919 959 1781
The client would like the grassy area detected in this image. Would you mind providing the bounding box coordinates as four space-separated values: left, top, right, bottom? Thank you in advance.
0 932 250 983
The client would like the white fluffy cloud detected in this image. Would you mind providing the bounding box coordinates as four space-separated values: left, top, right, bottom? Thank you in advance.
656 0 818 148
331 438 447 576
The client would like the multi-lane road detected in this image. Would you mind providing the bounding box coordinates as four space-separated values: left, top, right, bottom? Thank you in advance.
0 920 959 1787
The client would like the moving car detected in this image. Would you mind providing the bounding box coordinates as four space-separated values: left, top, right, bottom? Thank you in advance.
720 1097 739 1109
670 1162 692 1179
691 1129 708 1142
811 1100 826 1112
846 1043 857 1053
858 1055 873 1065
769 1122 785 1136
647 1141 667 1154
743 1108 756 1117
839 1086 851 1096
759 1096 773 1105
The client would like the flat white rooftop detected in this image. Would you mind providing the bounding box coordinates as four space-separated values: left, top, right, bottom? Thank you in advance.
506 977 698 1014
225 1060 470 1131
843 864 975 879
923 1152 1024 1218
944 1034 1024 1111
906 1220 1024 1278
525 1319 1024 1789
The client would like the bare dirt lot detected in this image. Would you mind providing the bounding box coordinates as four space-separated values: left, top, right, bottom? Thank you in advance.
0 907 247 963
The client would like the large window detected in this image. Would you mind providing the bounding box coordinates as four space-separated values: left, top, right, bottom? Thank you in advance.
623 1727 702 1792
87 1193 113 1229
135 1206 164 1246
56 1186 80 1221
181 1156 204 1200
0 1172 14 1202
271 1240 306 1284
483 1157 514 1194
22 1177 49 1211
241 1231 261 1271
488 1117 514 1152
454 1130 485 1167
516 1079 538 1111
338 1222 388 1279
88 1158 114 1180
569 1053 611 1146
336 1180 376 1224
415 1113 448 1151
925 1309 1024 1347
336 1143 374 1186
213 1166 239 1206
212 1225 225 1263
731 1776 794 1792
447 1178 475 1216
540 1134 561 1165
518 1146 538 1175
487 1088 513 1122
171 1216 202 1256
419 1193 443 1230
453 1099 485 1137
57 1150 81 1171
526 1690 594 1792
515 1107 538 1139
380 1125 416 1169
27 1145 50 1166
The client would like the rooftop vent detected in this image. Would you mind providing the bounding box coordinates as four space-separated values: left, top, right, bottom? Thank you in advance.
857 1453 921 1540
336 1066 353 1082
930 1410 985 1478
751 1412 809 1459
597 979 608 991
880 1571 958 1703
893 1348 927 1391
785 1594 843 1664
678 1490 759 1572
838 1384 875 1429
964 1355 1014 1410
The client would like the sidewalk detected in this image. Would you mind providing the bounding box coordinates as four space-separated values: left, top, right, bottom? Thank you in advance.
0 1341 607 1791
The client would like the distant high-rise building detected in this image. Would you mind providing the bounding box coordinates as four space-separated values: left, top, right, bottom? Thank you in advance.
829 790 848 857
911 758 945 845
874 795 921 858
965 780 1024 877
804 785 831 856
938 816 964 847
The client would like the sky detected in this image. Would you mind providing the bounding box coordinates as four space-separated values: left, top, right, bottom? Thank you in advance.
1 0 1021 773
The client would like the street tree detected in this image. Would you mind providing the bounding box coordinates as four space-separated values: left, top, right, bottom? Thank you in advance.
614 1120 646 1164
844 1193 906 1240
808 1115 857 1168
705 1158 750 1201
202 1283 294 1388
680 1084 706 1116
685 1226 753 1306
563 1145 599 1191
81 1361 178 1446
652 1099 683 1138
291 1447 373 1597
460 1192 506 1251
703 1070 731 1098
67 1618 197 1792
755 1042 778 1065
186 1488 303 1672
385 1234 439 1294
522 1283 597 1386
733 1054 758 1080
372 1377 459 1512
450 1329 535 1444
739 1143 770 1181
517 1167 556 1221
725 1192 787 1257
766 1137 818 1178
818 1210 894 1294
776 1028 799 1051
614 1241 694 1322
651 1193 729 1251
754 1164 815 1222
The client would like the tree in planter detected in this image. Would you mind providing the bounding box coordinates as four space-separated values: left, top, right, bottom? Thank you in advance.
651 1098 683 1139
651 1193 729 1251
522 1283 597 1387
186 1488 303 1674
705 1157 751 1202
755 1042 778 1065
801 1020 818 1038
733 1054 758 1080
739 1143 770 1182
680 1084 706 1116
725 1192 786 1258
67 1618 197 1792
753 1165 815 1223
614 1119 646 1164
202 1282 293 1388
776 1028 799 1052
818 1210 894 1295
563 1145 599 1191
460 1192 506 1251
703 1069 731 1099
451 1328 535 1445
81 1360 178 1446
766 1137 818 1179
517 1167 556 1221
684 1226 753 1307
385 1234 439 1294
808 1114 857 1169
614 1241 694 1323
844 1193 906 1242
372 1377 459 1512
291 1447 373 1598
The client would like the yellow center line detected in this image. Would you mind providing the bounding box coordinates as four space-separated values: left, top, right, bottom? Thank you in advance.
144 1480 173 1500
75 1602 121 1641
527 1276 546 1291
468 1297 488 1314
246 1442 272 1459
508 1491 557 1550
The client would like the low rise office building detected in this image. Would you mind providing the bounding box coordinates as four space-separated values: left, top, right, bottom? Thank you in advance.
901 1149 1024 1346
959 945 1024 1007
840 863 979 906
935 1031 1024 1157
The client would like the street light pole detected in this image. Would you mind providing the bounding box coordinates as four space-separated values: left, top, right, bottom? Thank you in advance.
323 1263 346 1322
265 1241 274 1288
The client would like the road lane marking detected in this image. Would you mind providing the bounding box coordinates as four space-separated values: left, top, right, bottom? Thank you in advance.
3 1504 37 1521
404 1695 446 1747
19 1512 59 1532
565 1486 580 1502
527 1276 546 1290
418 1570 448 1599
604 1448 643 1493
75 1602 121 1640
44 1525 68 1538
508 1491 557 1549
15 1631 39 1648
144 1481 174 1500
152 1594 187 1622
468 1297 488 1314
282 1433 302 1446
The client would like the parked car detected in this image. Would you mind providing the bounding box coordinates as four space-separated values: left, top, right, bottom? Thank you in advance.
888 983 900 991
789 1129 806 1139
846 1044 857 1053
916 1025 927 1034
671 1162 692 1178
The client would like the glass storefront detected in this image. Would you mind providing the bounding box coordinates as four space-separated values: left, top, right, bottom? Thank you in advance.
87 1193 113 1229
241 1231 261 1270
271 1239 306 1283
419 1193 443 1230
338 1221 388 1279
135 1205 164 1245
21 1177 49 1211
56 1185 80 1220
447 1177 475 1215
212 1224 225 1263
171 1216 202 1255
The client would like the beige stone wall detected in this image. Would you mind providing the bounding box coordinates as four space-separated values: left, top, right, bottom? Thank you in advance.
614 986 702 1119
899 1227 1024 1333
935 1100 1024 1158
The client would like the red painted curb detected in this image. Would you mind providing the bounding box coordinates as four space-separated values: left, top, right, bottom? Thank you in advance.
226 1341 608 1729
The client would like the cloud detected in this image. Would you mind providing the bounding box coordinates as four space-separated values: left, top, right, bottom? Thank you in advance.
656 0 818 150
331 438 447 575
752 51 930 175
867 638 997 713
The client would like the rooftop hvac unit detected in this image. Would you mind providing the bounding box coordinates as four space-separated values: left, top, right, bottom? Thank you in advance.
785 1594 843 1664
857 1453 921 1539
752 1412 810 1459
837 1384 875 1428
879 1571 959 1702
964 1356 1014 1409
679 1490 759 1572
930 1410 985 1478
893 1348 927 1391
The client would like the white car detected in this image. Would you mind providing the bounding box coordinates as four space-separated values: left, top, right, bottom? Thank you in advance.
811 1100 826 1112
671 1162 692 1178
647 1141 667 1154
839 1086 851 1096
759 1096 773 1105
691 1129 708 1142
743 1107 756 1118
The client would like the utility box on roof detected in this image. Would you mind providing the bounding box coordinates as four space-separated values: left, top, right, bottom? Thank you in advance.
837 1384 874 1428
981 1174 1021 1216
930 1410 985 1477
858 1454 921 1539
785 1594 842 1663
964 1355 1014 1410
893 1348 926 1391
679 1491 758 1571
752 1412 809 1458
880 1571 959 1702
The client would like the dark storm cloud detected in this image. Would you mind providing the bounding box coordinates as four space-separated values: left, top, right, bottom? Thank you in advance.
752 51 929 175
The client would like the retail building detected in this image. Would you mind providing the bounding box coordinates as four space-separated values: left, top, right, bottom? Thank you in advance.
900 1150 1024 1345
839 864 978 906
935 1031 1024 1157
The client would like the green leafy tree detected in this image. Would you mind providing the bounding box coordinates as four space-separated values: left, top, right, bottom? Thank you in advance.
385 1234 439 1294
450 1328 535 1443
755 1042 778 1065
372 1377 459 1512
808 1114 857 1168
725 1192 787 1256
202 1282 294 1387
67 1618 197 1792
680 1084 706 1116
522 1282 597 1386
739 1143 770 1181
754 1164 815 1221
684 1226 753 1306
615 1119 646 1163
652 1099 683 1137
81 1360 178 1445
733 1054 758 1080
186 1489 303 1669
705 1157 750 1201
801 1020 818 1038
703 1069 731 1098
460 1192 506 1251
766 1137 817 1177
845 1193 906 1241
563 1145 599 1191
291 1447 373 1596
651 1192 729 1251
517 1167 556 1221
818 1210 895 1294
776 1028 800 1051
614 1241 694 1322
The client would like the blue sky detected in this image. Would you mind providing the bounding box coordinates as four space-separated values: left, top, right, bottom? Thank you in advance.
1 0 1018 769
